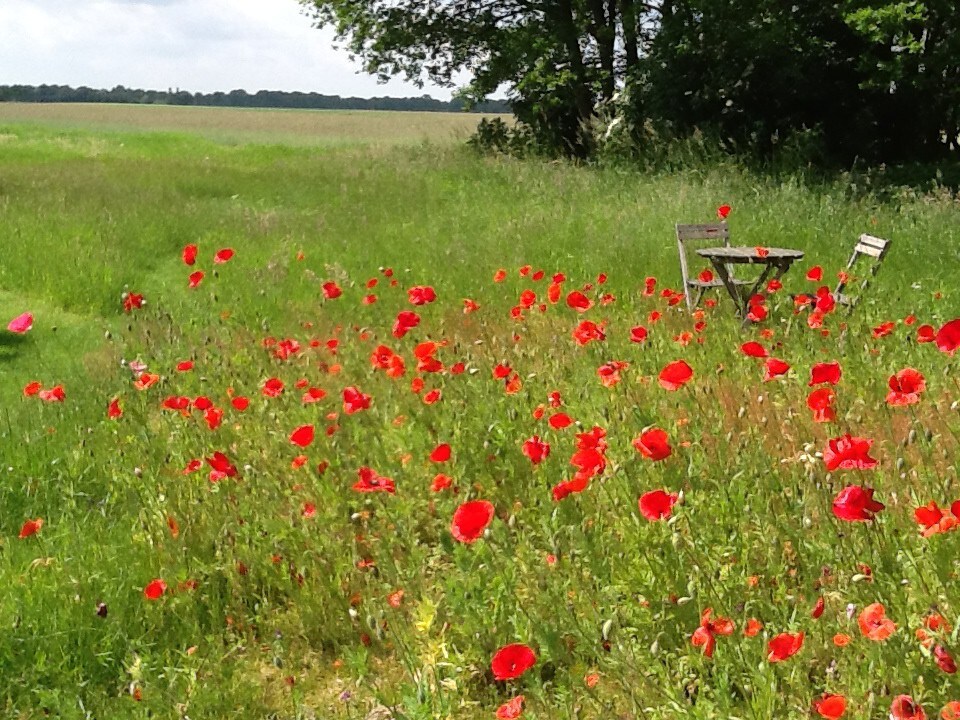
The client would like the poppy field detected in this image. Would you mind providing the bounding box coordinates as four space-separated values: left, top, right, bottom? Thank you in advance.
1 117 960 720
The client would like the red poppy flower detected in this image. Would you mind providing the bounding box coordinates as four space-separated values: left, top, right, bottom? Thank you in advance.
806 266 823 282
597 360 628 387
941 701 960 720
493 269 507 283
716 204 731 219
231 396 250 411
6 312 33 334
763 358 790 381
935 645 957 674
182 244 198 265
691 608 734 657
809 362 841 386
659 360 693 391
430 443 451 463
38 385 66 402
290 424 315 448
643 277 657 296
824 434 878 471
430 474 453 492
755 246 769 258
262 377 284 397
549 412 573 429
490 643 536 681
144 579 167 600
886 368 925 406
740 341 768 358
188 271 204 288
18 518 43 539
107 398 123 419
496 695 525 719
698 268 714 283
811 596 825 619
767 631 804 662
807 388 836 423
343 386 371 414
123 292 145 313
858 602 896 641
633 429 671 461
23 381 41 397
917 325 936 343
451 500 495 543
630 325 648 343
522 436 550 464
873 321 896 338
572 320 605 346
638 489 678 520
213 248 234 264
890 695 926 720
392 310 420 338
408 285 437 305
353 466 395 494
207 451 238 479
832 485 884 521
813 694 846 719
566 291 593 312
936 319 960 355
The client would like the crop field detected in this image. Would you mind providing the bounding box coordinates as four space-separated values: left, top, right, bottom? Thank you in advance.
1 105 960 720
0 102 505 145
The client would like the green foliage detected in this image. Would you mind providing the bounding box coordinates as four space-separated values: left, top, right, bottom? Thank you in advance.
300 0 960 164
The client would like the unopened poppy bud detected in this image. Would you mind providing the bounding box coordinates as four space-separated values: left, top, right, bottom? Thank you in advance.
650 638 660 655
896 457 905 470
908 429 917 445
507 514 516 529
348 608 359 620
925 428 934 442
852 573 870 582
676 596 692 606
737 407 746 418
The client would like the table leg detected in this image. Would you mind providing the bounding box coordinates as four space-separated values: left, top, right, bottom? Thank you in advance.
710 260 746 317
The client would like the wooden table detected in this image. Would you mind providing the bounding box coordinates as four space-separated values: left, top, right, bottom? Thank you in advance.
695 246 805 321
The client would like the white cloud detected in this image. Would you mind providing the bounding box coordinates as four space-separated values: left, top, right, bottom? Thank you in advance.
0 0 456 98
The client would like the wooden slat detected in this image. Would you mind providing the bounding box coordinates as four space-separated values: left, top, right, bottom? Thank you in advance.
676 223 729 241
859 233 889 250
854 242 884 258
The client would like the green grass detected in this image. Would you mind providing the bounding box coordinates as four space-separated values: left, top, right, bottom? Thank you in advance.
0 116 959 720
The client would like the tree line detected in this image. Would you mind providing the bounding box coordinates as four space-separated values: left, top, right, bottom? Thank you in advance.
0 84 510 114
300 0 960 165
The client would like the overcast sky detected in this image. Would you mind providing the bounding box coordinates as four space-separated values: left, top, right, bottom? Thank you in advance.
0 0 456 98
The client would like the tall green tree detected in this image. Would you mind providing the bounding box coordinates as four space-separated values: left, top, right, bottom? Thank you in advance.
640 0 960 163
298 0 660 155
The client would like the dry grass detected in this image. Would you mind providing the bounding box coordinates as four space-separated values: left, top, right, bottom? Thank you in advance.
0 102 509 145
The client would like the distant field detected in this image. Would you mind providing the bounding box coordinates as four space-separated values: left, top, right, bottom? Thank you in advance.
0 102 508 144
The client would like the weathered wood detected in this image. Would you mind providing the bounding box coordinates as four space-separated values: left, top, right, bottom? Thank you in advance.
676 222 732 311
676 223 730 241
853 242 884 258
696 246 805 262
833 234 890 310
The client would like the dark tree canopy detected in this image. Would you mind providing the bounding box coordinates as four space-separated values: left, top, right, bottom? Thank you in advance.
300 0 960 164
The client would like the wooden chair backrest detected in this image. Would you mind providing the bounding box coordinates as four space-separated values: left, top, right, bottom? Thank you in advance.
834 233 891 307
676 222 730 310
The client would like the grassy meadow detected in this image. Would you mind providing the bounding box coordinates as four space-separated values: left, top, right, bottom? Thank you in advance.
0 103 959 720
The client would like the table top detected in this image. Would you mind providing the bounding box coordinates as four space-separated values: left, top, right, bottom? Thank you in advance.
696 246 805 262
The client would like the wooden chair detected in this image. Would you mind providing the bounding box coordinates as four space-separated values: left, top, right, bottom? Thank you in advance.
676 222 748 311
832 234 891 309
